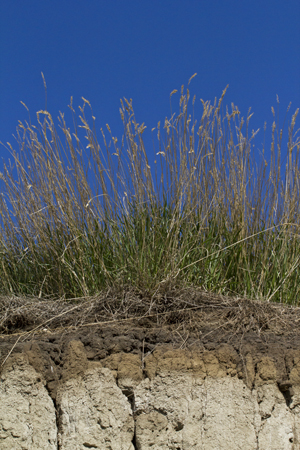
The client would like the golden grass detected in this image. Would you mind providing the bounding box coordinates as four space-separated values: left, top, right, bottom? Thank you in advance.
0 76 300 305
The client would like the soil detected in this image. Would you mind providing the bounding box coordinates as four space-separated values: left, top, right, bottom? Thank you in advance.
1 284 300 399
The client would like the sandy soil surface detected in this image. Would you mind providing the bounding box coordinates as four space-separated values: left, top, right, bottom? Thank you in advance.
1 284 300 399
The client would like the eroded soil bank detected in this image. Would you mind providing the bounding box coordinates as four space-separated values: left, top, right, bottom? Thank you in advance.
1 286 300 449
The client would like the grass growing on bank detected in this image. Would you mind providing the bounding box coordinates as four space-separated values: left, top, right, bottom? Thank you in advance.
0 77 300 305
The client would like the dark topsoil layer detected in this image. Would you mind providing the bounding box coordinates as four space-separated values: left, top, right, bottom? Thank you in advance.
1 284 300 399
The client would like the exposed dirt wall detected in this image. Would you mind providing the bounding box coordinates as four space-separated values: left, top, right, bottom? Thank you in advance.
1 288 300 449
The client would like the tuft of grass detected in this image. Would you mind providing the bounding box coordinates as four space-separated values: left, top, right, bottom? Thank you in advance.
0 79 300 305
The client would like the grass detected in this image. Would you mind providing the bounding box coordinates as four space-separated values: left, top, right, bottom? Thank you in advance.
0 75 300 306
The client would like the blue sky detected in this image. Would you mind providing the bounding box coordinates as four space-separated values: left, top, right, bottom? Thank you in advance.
0 0 299 212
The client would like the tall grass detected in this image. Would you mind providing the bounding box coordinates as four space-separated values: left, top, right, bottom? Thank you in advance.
0 77 300 304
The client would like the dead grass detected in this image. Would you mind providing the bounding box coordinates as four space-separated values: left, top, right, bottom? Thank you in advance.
1 283 299 338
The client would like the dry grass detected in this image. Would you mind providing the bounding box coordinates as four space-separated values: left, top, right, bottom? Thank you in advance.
1 284 299 339
0 74 300 313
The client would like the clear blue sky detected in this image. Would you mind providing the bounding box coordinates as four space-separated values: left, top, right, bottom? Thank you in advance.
0 0 299 210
